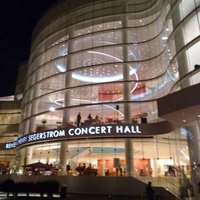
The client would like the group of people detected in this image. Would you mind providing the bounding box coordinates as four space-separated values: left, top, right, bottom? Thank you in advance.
116 165 126 176
164 165 183 177
76 113 99 126
75 163 97 176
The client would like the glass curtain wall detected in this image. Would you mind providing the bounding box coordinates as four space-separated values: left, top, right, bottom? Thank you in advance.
20 0 198 180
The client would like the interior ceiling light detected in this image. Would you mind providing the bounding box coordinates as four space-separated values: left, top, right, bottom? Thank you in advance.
71 50 138 83
57 65 66 72
162 36 168 40
53 37 171 101
56 42 139 83
49 107 55 111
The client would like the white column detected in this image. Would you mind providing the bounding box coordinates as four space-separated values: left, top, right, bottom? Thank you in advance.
19 149 26 174
125 139 133 176
14 149 20 173
29 71 43 133
122 6 133 176
101 159 105 176
151 159 158 177
59 25 75 175
59 141 68 175
60 74 71 173
26 147 33 164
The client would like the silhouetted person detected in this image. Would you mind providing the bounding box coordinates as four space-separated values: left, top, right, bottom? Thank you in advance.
146 181 155 200
77 113 81 126
119 165 123 176
87 114 92 120
123 168 126 176
168 165 175 177
67 163 71 171
116 167 119 176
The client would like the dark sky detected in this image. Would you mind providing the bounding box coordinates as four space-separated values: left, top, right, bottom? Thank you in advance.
0 0 59 97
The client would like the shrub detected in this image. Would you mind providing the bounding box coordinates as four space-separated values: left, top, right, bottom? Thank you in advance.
1 179 59 193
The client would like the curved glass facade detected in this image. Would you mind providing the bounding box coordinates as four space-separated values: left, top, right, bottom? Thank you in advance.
8 0 199 196
24 0 175 129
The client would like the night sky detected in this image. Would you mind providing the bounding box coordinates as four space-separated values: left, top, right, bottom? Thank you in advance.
0 0 59 97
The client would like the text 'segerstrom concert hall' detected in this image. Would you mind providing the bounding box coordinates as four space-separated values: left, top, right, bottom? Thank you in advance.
1 0 200 199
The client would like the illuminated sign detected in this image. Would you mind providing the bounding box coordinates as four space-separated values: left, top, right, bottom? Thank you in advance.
28 129 65 141
1 121 174 150
68 125 141 136
5 129 66 149
4 125 141 150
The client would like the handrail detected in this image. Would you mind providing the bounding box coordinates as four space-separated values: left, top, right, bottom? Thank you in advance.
170 64 200 93
135 175 181 198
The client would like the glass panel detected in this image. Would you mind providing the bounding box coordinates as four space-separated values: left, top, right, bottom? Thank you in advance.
40 74 65 96
70 46 123 70
180 0 195 19
184 14 200 43
187 41 200 85
71 31 122 52
74 20 122 36
128 12 160 27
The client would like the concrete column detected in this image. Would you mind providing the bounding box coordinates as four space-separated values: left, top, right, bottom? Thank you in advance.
122 6 133 176
101 159 105 176
29 101 39 132
19 148 26 174
29 71 43 133
24 120 30 135
26 147 33 164
62 22 75 125
122 5 132 124
59 141 68 175
13 149 20 173
186 120 200 200
125 139 133 176
59 25 75 175
151 159 158 177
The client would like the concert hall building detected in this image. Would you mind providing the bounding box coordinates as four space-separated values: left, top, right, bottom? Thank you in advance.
1 0 200 198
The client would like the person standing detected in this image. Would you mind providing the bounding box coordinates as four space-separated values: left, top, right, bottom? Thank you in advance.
77 113 81 126
116 167 119 176
67 163 71 171
87 114 92 120
146 181 155 200
119 165 123 176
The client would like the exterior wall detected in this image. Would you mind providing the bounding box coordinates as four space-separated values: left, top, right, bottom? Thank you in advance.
1 0 200 198
19 0 197 178
15 61 28 101
0 99 21 173
23 0 174 132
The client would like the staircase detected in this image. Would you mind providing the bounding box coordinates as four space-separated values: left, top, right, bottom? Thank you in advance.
136 176 181 199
